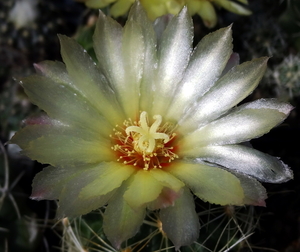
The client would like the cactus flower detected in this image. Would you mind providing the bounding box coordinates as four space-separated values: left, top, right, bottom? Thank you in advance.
11 2 292 250
85 0 252 28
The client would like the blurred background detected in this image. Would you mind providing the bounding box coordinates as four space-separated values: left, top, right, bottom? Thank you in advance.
0 0 299 251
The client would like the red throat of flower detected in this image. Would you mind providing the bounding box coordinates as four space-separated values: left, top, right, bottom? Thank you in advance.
111 111 179 170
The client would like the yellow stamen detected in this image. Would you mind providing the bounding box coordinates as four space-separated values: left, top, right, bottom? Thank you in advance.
111 111 178 170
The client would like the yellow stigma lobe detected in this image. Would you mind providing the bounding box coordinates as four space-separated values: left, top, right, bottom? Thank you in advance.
125 111 170 154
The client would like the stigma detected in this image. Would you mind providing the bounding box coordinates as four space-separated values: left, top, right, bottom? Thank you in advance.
111 111 178 170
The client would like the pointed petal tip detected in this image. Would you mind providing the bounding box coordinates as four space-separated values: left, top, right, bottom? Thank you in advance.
131 0 141 10
253 200 266 207
57 34 69 48
30 192 43 201
235 56 269 73
287 168 294 180
221 24 233 34
278 160 294 182
180 5 188 14
174 245 181 251
33 62 49 77
110 240 121 250
175 5 192 30
248 56 269 69
240 200 266 207
23 114 53 126
223 24 233 39
177 5 190 22
97 8 106 18
57 33 65 40
30 184 50 201
205 25 232 48
14 75 24 85
259 56 270 65
245 98 294 116
283 103 295 115
33 63 41 72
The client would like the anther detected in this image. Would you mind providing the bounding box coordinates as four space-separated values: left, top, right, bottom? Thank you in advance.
110 111 178 170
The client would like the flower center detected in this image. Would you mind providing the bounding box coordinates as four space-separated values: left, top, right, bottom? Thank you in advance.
111 111 178 170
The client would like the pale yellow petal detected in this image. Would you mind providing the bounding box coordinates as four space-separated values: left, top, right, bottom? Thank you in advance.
160 187 199 249
118 15 145 118
124 170 164 209
166 26 233 122
31 164 117 218
178 57 268 132
149 168 184 192
180 99 293 150
11 125 114 167
233 173 267 206
104 180 145 249
129 1 158 113
168 162 245 205
59 35 124 125
20 74 112 136
80 163 135 198
151 6 193 116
